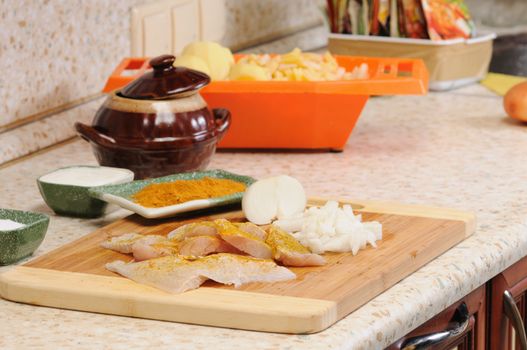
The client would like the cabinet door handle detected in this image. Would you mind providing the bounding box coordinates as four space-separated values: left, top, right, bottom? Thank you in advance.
503 290 527 350
401 302 470 350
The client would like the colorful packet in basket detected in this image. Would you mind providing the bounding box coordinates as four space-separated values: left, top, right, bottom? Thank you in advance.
420 0 474 40
377 0 390 35
370 0 391 36
399 0 429 38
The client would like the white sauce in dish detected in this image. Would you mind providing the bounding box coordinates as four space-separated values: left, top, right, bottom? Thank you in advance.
39 166 133 187
0 219 26 231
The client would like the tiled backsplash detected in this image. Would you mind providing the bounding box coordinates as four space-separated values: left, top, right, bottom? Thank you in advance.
1 0 148 128
0 0 322 165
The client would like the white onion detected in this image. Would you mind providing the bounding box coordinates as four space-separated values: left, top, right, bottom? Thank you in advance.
242 175 306 225
274 201 382 255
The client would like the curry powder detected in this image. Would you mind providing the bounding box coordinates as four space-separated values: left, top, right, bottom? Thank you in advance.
132 177 247 208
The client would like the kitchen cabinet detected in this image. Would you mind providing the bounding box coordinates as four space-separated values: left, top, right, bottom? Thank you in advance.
386 255 527 350
386 285 486 350
488 255 527 350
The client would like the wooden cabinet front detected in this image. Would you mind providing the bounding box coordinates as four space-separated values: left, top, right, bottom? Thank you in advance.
488 255 527 350
386 285 486 350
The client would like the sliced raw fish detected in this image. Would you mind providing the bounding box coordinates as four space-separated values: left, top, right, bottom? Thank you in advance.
106 253 295 293
196 254 295 288
178 236 242 257
234 222 267 240
266 226 325 267
101 233 165 254
132 240 179 261
106 256 206 294
214 219 273 259
167 221 219 241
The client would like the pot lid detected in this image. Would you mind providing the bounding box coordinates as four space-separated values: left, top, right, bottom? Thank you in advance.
119 55 210 100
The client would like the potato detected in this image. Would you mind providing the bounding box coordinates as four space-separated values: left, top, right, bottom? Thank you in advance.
182 41 234 81
229 63 270 81
174 55 210 75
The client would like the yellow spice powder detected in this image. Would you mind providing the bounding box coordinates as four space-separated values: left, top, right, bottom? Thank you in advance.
132 177 246 208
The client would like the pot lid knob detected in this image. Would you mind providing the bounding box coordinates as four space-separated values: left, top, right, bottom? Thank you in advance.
150 55 176 73
119 54 211 100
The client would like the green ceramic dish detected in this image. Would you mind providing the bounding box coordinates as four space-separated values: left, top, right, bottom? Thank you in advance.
89 169 255 219
0 208 49 265
37 165 134 218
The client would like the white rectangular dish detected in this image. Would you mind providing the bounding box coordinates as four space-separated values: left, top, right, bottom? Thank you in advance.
328 33 496 91
88 170 255 219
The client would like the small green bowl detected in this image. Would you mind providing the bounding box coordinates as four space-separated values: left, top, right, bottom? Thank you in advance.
0 208 49 265
37 166 134 218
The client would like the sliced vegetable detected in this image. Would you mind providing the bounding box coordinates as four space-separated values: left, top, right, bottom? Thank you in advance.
242 178 279 225
242 175 307 225
181 41 234 80
275 176 307 219
229 63 270 81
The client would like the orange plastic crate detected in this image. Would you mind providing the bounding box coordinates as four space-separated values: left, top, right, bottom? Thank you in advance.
102 55 428 151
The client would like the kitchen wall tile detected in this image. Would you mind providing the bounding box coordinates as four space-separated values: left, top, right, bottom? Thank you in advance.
0 0 151 127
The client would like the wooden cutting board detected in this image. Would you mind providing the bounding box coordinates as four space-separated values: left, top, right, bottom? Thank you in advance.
0 198 475 334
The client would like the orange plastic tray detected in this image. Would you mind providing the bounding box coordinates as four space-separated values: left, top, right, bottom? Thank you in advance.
103 56 428 151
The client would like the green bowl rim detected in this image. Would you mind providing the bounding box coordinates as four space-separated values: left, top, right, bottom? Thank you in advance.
37 165 135 189
0 208 49 234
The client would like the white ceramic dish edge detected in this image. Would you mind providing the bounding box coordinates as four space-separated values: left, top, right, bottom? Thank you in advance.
328 33 496 46
99 193 213 219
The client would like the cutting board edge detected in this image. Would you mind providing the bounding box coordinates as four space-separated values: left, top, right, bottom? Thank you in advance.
0 266 338 334
310 197 477 237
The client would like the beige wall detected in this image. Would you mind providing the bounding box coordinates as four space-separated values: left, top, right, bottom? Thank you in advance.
1 0 152 129
223 0 321 50
465 0 527 28
0 0 321 164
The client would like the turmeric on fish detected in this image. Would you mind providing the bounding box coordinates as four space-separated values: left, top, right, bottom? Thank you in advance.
132 177 247 208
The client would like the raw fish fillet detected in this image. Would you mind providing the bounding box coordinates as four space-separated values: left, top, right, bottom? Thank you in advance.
195 254 295 287
107 255 205 293
106 253 295 293
132 240 179 261
214 219 273 259
101 233 165 254
178 236 242 257
167 221 219 241
266 226 325 267
234 222 267 240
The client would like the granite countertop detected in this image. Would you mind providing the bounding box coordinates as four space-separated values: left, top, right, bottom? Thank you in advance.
1 84 526 349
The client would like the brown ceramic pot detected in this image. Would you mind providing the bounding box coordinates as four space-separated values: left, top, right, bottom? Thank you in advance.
75 55 230 179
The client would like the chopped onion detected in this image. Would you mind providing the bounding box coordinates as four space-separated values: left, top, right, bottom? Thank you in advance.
274 200 382 255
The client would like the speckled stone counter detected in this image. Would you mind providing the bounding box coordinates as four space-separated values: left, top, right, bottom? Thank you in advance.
1 84 526 349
